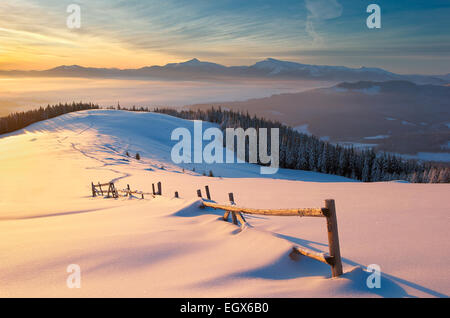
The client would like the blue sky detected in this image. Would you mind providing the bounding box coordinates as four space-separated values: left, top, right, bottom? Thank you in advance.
0 0 449 74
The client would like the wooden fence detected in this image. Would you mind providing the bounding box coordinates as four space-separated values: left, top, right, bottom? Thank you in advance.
90 181 343 278
91 181 160 199
198 187 343 278
91 179 171 199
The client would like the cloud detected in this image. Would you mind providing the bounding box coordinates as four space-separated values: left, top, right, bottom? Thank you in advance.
305 0 342 19
305 0 343 45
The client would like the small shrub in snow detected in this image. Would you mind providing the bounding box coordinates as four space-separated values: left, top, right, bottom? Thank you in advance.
135 153 141 160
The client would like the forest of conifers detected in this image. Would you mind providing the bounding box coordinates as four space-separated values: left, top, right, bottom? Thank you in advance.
153 107 449 183
0 103 448 183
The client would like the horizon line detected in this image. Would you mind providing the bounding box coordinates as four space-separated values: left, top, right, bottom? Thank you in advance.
1 57 449 76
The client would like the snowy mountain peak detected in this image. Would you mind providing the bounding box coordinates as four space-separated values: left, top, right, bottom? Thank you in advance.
182 58 201 65
51 65 84 71
357 66 393 75
253 58 303 68
164 58 226 69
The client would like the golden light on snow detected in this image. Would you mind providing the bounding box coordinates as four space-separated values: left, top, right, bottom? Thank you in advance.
0 110 449 297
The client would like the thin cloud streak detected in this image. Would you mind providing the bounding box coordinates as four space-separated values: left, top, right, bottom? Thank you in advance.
305 0 343 44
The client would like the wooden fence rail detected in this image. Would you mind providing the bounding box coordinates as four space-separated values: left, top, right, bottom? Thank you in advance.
202 202 327 217
200 192 343 278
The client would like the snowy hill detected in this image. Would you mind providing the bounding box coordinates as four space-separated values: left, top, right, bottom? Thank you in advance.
0 110 449 297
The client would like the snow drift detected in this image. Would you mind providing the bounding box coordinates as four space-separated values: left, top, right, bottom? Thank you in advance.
0 110 448 297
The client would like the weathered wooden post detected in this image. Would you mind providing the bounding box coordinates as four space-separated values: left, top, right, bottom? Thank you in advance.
197 189 202 198
152 183 156 195
237 211 246 225
205 185 211 200
91 182 96 197
127 184 131 197
228 193 238 225
229 193 246 225
98 182 103 196
157 182 162 195
111 182 118 198
325 199 343 278
174 191 179 198
223 192 233 221
231 211 238 224
106 182 113 198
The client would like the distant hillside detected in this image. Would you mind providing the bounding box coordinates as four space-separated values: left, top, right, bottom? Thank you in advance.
1 58 448 85
189 80 450 155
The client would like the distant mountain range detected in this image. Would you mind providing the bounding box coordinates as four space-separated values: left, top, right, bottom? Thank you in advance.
2 58 448 156
1 58 449 85
190 80 450 156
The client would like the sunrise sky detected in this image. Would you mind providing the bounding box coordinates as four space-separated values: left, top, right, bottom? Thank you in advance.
1 0 449 74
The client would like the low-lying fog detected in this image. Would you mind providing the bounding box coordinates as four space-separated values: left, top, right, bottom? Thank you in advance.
0 77 333 116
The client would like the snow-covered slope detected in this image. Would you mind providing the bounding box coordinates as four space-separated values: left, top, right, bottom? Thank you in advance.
0 110 448 297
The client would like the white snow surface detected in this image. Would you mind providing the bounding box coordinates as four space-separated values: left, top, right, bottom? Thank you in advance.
0 110 449 298
398 152 450 163
364 135 390 140
293 124 312 136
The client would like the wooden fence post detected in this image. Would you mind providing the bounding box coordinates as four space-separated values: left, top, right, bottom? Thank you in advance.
205 185 211 200
229 193 246 225
127 184 131 197
222 192 234 221
111 183 118 198
175 191 179 198
197 189 202 198
325 199 343 277
228 193 238 225
106 182 113 198
152 184 156 195
98 182 103 196
91 182 96 197
157 182 162 195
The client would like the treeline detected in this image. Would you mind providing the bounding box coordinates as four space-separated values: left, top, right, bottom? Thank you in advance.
1 104 448 183
0 102 99 135
151 106 449 183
